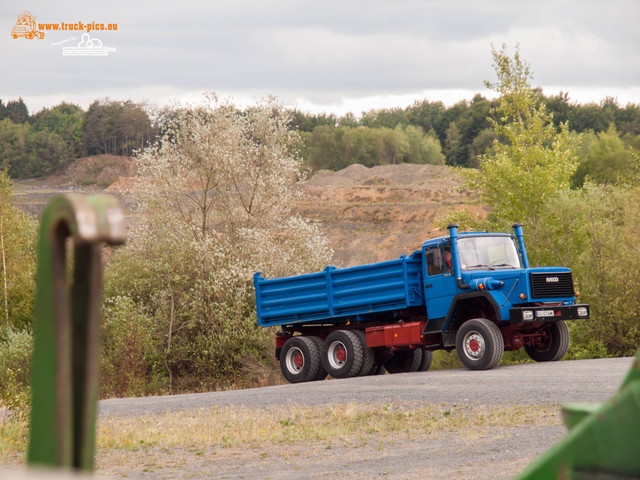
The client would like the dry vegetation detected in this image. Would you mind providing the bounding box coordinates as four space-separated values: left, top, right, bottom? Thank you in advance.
94 402 560 450
1 402 561 478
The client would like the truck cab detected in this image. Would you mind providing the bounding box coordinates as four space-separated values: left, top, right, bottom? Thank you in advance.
419 224 589 369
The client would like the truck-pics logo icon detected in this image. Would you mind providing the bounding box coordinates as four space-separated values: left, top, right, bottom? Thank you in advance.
11 11 45 39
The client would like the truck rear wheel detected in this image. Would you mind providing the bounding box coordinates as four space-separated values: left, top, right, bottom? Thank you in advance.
385 349 422 373
525 320 570 362
308 336 328 380
280 336 322 383
353 330 375 376
322 330 363 379
455 318 504 370
418 349 433 371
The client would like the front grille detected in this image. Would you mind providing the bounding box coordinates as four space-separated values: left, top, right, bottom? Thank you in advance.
530 272 575 299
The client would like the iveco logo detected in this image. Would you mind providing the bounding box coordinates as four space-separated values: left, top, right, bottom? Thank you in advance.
546 277 559 283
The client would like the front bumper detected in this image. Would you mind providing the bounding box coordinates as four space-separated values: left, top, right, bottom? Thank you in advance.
509 304 590 324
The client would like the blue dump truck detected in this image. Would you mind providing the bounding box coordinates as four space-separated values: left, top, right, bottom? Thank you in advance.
254 224 590 383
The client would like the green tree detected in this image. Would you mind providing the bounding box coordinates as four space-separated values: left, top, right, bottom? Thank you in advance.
403 125 445 165
571 125 638 187
5 98 29 124
31 102 86 157
361 108 409 129
0 171 37 333
83 99 153 156
537 184 640 357
468 127 495 168
405 100 447 135
444 122 464 166
0 120 70 178
465 44 578 265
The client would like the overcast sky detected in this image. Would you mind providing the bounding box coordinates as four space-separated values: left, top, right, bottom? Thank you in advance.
2 0 639 116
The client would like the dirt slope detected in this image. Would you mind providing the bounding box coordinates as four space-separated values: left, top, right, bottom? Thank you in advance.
297 163 483 267
14 158 483 267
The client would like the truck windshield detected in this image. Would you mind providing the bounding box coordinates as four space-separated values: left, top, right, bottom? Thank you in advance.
458 236 521 270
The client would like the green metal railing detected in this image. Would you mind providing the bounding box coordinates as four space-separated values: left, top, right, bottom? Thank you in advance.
27 194 126 471
515 349 640 479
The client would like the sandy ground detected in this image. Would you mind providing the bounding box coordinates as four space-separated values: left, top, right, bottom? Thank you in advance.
94 424 565 479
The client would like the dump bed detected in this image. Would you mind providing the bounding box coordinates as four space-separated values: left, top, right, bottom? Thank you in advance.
254 251 424 327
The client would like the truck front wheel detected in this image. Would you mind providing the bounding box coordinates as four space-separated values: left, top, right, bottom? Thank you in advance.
455 318 504 370
322 330 363 378
280 336 323 383
525 320 570 362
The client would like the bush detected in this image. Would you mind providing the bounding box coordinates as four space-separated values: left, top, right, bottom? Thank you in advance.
0 329 32 419
101 296 164 398
102 96 332 395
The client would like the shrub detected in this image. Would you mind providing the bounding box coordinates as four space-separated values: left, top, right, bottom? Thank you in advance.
0 329 32 426
101 296 164 398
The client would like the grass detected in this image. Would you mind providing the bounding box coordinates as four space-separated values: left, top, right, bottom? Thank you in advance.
0 402 561 471
95 402 560 451
0 412 29 463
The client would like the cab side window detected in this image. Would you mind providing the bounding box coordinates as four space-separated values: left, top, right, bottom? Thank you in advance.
426 247 444 276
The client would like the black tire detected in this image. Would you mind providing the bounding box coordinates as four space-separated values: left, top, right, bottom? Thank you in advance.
279 336 322 383
525 321 570 362
455 318 504 370
385 349 422 374
352 330 375 376
322 330 363 379
418 349 433 371
308 336 328 380
368 364 387 375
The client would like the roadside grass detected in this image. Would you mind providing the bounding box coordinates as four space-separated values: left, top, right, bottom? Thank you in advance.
0 416 28 463
96 402 560 451
0 402 562 468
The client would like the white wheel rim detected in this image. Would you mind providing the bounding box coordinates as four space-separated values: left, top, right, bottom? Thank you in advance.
285 347 304 374
327 341 347 369
463 331 485 360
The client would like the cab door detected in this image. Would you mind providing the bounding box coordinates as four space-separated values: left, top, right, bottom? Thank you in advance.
423 244 457 320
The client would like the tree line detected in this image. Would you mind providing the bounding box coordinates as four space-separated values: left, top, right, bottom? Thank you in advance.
2 90 640 180
0 98 153 178
292 92 640 172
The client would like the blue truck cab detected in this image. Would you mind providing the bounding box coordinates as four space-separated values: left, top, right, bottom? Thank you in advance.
254 223 589 383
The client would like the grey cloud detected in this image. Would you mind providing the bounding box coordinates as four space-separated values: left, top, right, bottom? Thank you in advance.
2 0 639 110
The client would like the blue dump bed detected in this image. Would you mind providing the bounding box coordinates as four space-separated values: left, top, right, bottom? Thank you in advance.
254 251 424 327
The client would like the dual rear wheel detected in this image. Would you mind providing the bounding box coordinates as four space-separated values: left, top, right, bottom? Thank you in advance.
384 348 433 373
280 336 326 384
280 330 433 383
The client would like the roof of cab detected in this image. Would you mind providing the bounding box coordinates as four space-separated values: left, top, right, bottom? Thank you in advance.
421 231 513 248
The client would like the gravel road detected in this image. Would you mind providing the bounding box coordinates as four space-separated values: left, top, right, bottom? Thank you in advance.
99 356 633 417
95 357 634 479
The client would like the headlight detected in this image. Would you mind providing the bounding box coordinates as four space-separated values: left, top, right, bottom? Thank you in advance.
522 310 534 321
577 307 588 317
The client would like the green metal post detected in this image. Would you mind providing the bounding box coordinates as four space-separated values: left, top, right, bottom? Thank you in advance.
27 194 126 471
515 349 640 479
